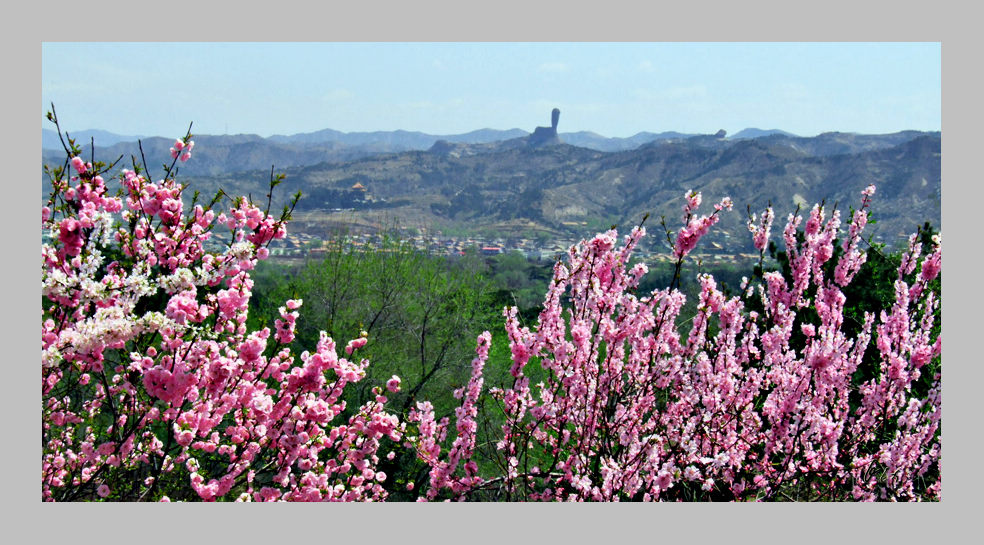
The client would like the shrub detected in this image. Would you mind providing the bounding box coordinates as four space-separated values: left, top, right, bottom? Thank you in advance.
42 110 405 501
410 188 941 501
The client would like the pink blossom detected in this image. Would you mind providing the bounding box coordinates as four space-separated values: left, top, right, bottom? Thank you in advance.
345 337 368 355
58 218 84 256
748 206 774 252
70 156 87 174
386 375 401 392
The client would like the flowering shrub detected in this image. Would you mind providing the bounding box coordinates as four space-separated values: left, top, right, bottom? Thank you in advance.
411 187 941 502
41 109 941 501
41 110 405 501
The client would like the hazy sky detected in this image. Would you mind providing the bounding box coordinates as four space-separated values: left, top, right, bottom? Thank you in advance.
41 42 941 139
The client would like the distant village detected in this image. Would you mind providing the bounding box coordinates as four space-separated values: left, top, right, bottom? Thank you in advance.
259 180 771 264
41 203 887 270
248 228 770 267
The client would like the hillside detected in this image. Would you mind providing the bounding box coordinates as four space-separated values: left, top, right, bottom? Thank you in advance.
166 132 941 250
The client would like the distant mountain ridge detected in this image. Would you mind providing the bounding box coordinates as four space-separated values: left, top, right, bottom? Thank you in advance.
161 131 941 249
41 128 145 150
41 126 698 154
731 128 798 139
42 125 939 180
268 127 530 147
561 131 696 151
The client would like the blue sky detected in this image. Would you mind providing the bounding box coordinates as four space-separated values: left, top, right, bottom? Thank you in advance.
41 42 941 139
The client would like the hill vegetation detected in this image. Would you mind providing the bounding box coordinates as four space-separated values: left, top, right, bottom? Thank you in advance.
174 131 940 250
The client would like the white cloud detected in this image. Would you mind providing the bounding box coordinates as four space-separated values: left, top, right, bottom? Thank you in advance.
321 88 355 102
632 85 708 101
43 61 146 98
407 98 466 111
638 60 654 73
663 85 708 100
538 62 570 73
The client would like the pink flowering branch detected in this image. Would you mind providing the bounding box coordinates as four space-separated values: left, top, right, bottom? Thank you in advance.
42 112 404 502
409 186 940 502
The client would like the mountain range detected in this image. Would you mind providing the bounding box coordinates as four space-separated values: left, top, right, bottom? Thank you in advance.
42 126 806 164
37 126 804 153
41 125 941 250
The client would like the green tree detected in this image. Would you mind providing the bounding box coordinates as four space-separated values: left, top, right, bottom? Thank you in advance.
249 231 499 414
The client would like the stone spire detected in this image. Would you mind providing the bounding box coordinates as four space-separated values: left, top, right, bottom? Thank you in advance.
528 108 563 147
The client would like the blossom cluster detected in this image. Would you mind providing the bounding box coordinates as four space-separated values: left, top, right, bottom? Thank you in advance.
42 132 404 502
412 186 941 502
673 190 733 259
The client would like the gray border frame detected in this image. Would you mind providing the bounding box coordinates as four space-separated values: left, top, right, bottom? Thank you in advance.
12 0 973 542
